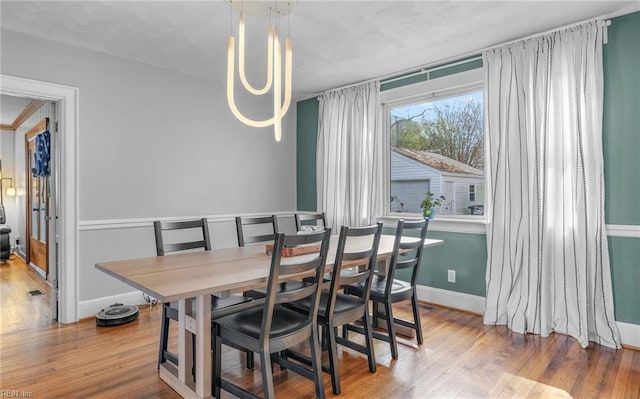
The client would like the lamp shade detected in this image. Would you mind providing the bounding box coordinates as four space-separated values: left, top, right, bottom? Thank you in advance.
6 186 16 197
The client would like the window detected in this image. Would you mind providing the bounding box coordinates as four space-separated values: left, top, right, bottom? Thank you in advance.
383 68 484 217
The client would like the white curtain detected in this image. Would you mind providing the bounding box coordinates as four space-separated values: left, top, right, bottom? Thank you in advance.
317 81 388 228
483 20 621 349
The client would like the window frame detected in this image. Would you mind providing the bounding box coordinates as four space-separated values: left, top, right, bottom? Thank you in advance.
380 68 486 233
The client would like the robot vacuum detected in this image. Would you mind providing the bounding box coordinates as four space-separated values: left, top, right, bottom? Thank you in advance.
96 303 139 326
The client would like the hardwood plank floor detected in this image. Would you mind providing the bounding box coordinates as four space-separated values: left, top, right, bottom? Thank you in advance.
1 257 638 398
0 256 52 334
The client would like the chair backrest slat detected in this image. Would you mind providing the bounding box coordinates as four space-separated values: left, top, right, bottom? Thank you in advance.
154 218 211 256
385 219 429 296
236 215 278 247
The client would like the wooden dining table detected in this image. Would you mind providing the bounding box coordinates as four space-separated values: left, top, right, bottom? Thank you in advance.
96 233 443 399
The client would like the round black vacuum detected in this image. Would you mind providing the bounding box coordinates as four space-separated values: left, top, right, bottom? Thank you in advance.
96 303 139 326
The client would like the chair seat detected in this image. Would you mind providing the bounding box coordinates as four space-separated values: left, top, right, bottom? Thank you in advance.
347 275 413 302
290 291 363 319
216 305 311 340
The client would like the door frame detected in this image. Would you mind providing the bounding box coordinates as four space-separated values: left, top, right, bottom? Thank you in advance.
1 74 79 324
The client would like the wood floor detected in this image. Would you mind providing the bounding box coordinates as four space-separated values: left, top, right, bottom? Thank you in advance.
1 257 638 398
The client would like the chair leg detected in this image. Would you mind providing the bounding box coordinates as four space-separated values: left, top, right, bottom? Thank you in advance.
260 351 276 399
158 304 170 368
362 311 377 373
309 325 326 399
411 294 423 345
246 350 254 369
192 335 196 381
213 327 222 399
384 302 399 359
326 325 341 395
372 302 380 328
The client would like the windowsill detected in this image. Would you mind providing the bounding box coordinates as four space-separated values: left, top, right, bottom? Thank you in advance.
379 213 486 234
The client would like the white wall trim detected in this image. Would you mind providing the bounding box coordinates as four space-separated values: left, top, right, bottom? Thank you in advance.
416 285 485 314
379 215 486 234
606 224 640 238
81 214 639 237
617 321 640 349
79 211 297 231
1 74 79 324
382 216 640 238
78 290 148 319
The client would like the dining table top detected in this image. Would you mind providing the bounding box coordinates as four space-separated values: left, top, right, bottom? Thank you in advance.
96 234 443 303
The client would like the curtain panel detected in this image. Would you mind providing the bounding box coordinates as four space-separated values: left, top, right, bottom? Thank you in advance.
483 20 620 348
316 81 388 228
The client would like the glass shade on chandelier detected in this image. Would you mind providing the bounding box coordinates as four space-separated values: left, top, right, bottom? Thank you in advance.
227 5 292 142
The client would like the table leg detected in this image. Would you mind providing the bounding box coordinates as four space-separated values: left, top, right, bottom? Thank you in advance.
194 294 212 397
178 299 193 383
160 295 213 399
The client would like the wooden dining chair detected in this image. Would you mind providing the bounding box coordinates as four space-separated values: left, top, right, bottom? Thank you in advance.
213 229 331 399
154 218 254 369
295 212 328 232
287 223 382 395
344 219 429 359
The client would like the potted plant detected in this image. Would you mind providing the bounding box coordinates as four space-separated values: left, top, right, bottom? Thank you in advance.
421 192 445 219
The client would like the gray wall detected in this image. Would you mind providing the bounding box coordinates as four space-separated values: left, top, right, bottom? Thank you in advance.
1 30 297 308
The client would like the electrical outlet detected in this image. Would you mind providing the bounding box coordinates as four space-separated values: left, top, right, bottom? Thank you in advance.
447 269 456 283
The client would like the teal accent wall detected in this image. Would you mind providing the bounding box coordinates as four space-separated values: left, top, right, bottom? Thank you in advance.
296 97 319 211
608 237 640 324
603 11 640 325
296 11 640 325
419 231 487 296
603 11 640 226
391 230 487 296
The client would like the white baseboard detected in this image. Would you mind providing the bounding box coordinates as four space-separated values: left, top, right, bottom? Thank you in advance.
416 285 485 315
617 321 640 348
78 291 148 319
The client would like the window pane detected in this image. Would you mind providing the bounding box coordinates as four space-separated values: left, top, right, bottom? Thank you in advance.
389 91 484 216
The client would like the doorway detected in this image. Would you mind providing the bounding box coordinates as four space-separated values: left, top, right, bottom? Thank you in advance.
1 99 57 322
1 74 79 324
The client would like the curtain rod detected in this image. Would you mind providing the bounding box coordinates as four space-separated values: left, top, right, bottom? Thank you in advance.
314 5 637 98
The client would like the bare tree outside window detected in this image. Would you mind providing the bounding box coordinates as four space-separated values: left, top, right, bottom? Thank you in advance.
389 91 484 216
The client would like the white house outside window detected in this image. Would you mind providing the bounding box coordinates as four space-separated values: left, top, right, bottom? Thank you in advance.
382 68 485 219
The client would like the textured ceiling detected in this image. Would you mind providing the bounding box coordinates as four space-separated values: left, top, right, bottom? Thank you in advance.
1 1 638 103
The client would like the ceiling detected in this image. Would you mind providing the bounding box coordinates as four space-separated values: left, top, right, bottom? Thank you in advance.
0 95 34 126
1 0 638 108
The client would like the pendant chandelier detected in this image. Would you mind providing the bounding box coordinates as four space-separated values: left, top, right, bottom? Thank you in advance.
227 1 292 142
